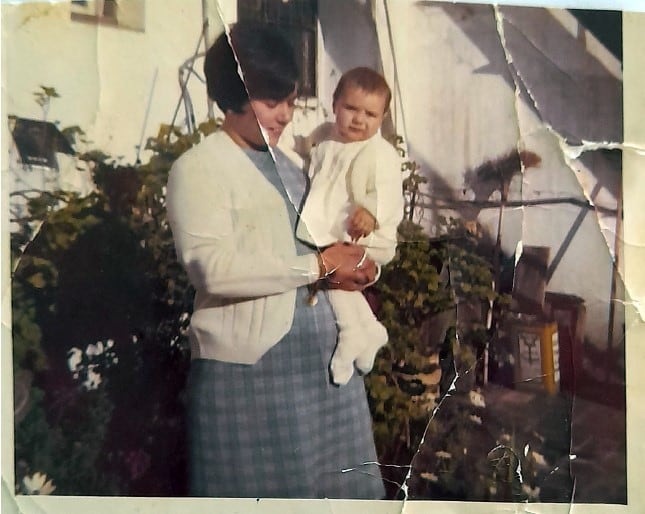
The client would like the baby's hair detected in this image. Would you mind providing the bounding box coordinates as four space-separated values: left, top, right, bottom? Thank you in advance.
332 67 392 112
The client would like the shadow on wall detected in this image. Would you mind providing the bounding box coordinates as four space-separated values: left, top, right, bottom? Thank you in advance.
434 2 622 145
317 0 381 107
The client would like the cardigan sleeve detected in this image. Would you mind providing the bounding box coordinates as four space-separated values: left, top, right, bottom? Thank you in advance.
348 140 404 265
166 146 320 299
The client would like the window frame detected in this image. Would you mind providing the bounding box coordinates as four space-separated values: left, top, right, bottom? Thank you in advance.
70 0 145 32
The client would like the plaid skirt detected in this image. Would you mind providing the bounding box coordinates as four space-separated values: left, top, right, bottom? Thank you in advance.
186 286 385 499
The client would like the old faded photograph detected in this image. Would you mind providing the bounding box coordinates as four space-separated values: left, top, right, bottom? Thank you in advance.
4 0 626 504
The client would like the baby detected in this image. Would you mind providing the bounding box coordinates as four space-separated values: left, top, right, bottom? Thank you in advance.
297 67 404 385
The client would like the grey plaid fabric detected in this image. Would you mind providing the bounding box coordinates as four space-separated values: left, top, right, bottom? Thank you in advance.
186 148 384 499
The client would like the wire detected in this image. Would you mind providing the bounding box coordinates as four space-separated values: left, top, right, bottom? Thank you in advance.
135 68 158 165
168 25 207 137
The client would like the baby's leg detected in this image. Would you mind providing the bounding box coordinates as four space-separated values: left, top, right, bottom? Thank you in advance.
328 289 387 385
352 295 388 374
327 289 362 385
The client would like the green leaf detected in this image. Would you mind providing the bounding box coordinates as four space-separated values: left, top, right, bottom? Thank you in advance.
26 273 46 289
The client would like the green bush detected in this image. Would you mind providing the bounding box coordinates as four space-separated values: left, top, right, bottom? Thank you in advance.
364 139 513 499
11 121 221 495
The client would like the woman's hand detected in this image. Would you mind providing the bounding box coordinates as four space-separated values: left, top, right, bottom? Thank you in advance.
320 243 376 291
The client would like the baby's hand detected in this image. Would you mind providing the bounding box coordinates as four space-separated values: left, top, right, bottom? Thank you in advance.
347 205 377 241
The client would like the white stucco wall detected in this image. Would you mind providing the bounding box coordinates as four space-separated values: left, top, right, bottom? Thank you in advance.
397 5 622 347
2 1 225 164
317 0 381 110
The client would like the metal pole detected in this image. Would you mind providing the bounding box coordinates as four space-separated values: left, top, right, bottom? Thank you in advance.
135 68 158 164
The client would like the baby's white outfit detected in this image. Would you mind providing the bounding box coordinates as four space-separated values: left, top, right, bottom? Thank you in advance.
297 133 404 384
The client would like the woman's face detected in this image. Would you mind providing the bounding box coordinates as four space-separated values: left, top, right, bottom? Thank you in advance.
228 90 297 148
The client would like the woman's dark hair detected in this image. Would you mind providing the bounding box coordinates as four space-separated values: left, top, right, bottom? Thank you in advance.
204 22 299 113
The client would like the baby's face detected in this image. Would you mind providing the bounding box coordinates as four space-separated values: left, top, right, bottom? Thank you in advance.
333 86 387 143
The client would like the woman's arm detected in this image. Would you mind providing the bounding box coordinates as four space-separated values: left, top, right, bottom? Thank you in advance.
167 157 320 299
167 155 375 298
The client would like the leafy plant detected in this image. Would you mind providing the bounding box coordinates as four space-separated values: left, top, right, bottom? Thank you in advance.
33 85 60 120
365 146 511 499
11 118 222 496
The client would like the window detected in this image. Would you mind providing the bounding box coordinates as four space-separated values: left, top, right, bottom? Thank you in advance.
71 0 145 31
238 0 317 97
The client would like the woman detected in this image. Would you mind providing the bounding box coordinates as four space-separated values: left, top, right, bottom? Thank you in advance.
166 22 385 499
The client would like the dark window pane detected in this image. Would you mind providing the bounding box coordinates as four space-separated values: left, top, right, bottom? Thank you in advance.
238 0 318 97
568 9 622 61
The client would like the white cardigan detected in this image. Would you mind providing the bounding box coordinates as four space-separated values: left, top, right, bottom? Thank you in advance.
297 134 403 265
166 131 320 364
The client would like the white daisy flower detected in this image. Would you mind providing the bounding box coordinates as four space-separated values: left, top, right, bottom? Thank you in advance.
22 472 56 495
66 348 83 372
83 368 102 390
85 342 104 357
522 483 540 499
469 389 486 408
